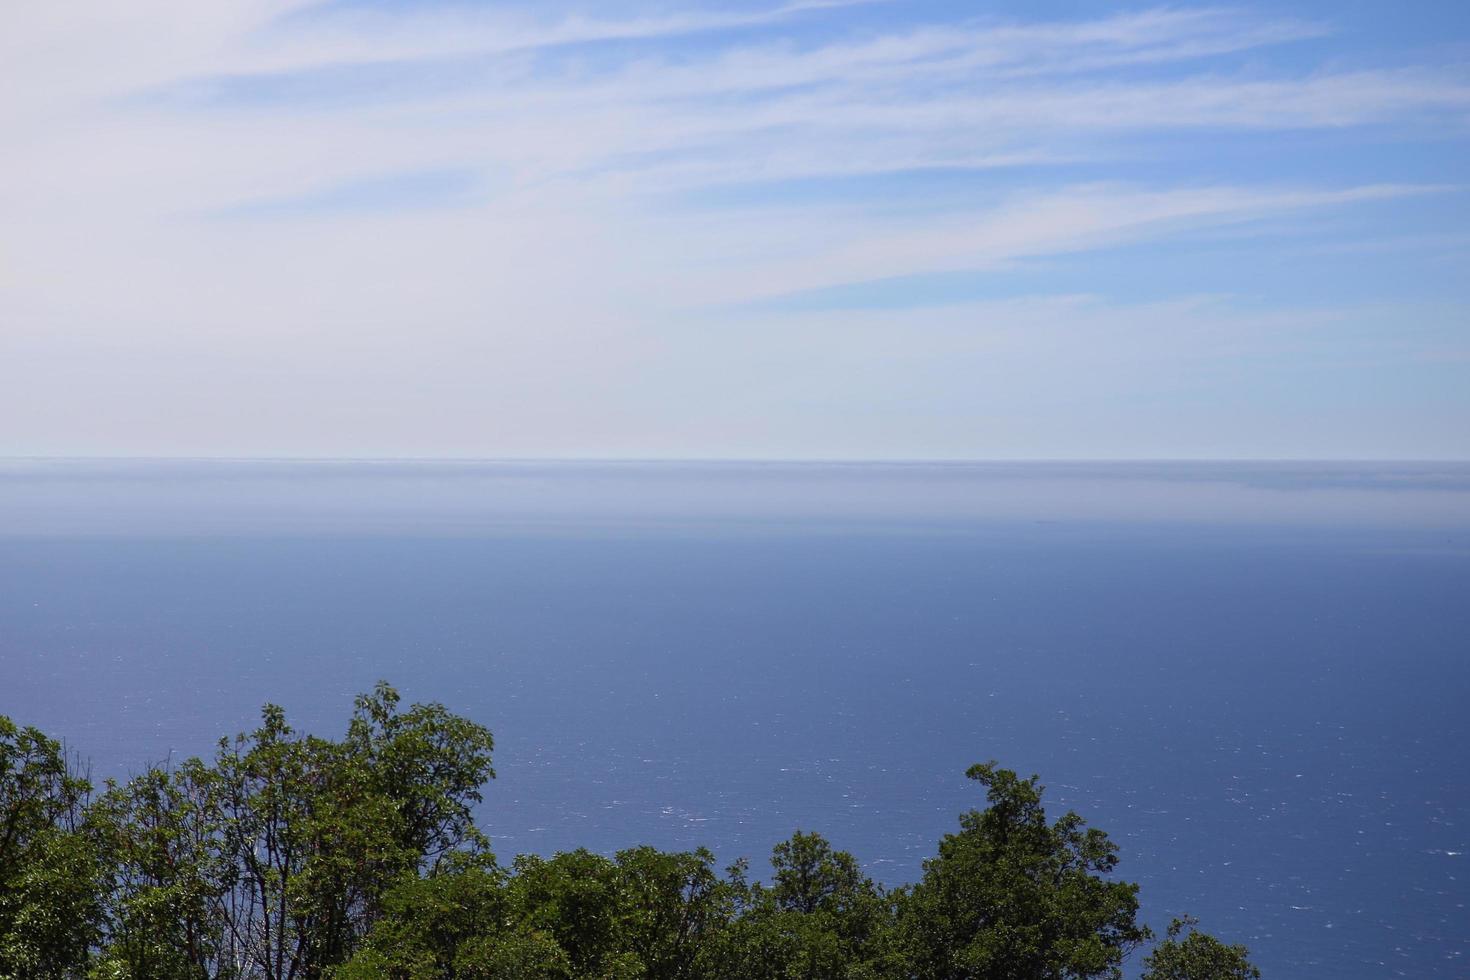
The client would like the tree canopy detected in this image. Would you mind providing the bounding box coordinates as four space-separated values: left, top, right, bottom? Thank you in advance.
0 686 1260 979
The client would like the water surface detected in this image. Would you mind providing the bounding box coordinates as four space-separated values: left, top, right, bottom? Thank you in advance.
2 460 1467 978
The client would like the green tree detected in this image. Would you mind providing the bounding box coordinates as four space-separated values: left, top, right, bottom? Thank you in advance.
613 845 734 979
331 853 561 980
89 759 227 980
0 716 102 980
508 849 627 978
769 832 871 918
87 683 494 980
453 928 571 980
210 703 406 976
6 691 1272 980
897 762 1150 980
209 687 493 978
373 844 742 980
701 832 892 980
1140 917 1260 980
342 683 495 868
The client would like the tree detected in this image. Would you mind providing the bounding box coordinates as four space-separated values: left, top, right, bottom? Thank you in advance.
210 703 413 977
898 762 1150 980
769 832 872 919
613 845 734 979
88 683 495 979
701 832 891 980
342 683 495 869
507 849 627 978
0 717 102 980
89 759 227 980
350 844 744 980
5 692 1271 980
332 853 553 980
1140 917 1260 980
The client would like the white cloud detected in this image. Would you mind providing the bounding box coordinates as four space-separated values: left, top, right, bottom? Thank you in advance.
0 1 1466 457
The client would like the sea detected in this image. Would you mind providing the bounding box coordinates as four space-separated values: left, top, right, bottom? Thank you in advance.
1 459 1467 978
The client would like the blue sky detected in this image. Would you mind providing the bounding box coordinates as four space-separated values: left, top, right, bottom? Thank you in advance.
2 1 1467 458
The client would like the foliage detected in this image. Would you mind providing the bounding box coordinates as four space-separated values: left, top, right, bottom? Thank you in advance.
1140 917 1262 980
702 831 892 979
0 717 101 980
897 762 1152 980
89 758 226 979
0 688 1262 979
60 684 491 980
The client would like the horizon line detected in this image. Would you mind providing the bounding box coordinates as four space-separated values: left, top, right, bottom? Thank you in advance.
4 455 1469 466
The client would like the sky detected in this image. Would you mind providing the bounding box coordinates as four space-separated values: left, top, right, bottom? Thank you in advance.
2 0 1468 460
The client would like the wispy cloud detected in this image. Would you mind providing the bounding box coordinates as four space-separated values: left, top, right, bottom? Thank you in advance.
94 9 1467 211
1 1 1467 457
259 0 893 70
213 167 483 218
725 183 1451 302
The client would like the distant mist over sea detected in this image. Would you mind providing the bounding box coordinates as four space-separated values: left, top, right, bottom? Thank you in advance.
4 458 1469 536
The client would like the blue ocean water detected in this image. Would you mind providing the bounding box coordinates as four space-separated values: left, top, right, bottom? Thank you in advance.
1 460 1467 977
